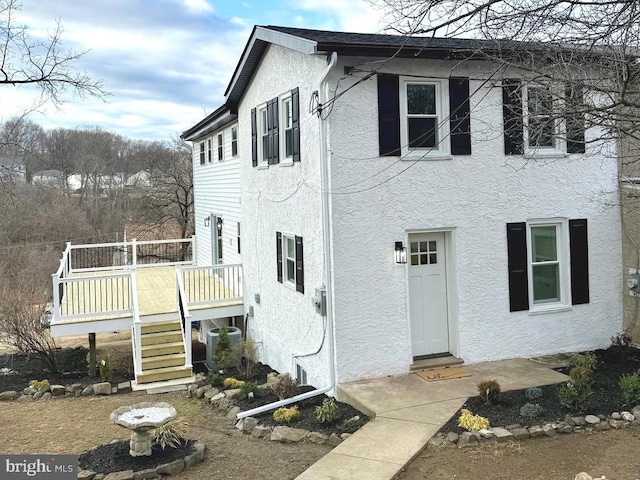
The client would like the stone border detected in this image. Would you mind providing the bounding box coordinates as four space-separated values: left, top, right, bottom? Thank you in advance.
0 380 134 402
76 440 206 480
188 373 356 447
431 405 640 448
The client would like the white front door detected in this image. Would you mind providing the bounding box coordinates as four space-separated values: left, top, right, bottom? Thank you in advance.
409 232 449 357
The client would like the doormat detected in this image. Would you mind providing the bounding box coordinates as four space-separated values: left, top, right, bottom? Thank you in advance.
416 366 471 382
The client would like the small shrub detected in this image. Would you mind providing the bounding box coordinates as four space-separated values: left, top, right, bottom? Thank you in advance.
558 354 596 412
619 371 640 405
339 416 367 434
207 372 224 388
29 379 50 391
234 382 259 400
213 326 235 371
269 373 300 400
153 418 189 450
234 338 258 379
568 352 597 371
223 377 246 389
99 355 112 383
477 380 501 404
520 402 544 419
525 387 543 401
273 405 301 423
457 408 489 431
315 398 339 424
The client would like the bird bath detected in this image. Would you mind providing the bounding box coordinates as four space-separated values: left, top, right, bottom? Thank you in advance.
110 402 177 457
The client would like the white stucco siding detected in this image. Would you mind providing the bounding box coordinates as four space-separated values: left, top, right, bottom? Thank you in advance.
326 58 622 383
192 122 241 266
239 45 331 387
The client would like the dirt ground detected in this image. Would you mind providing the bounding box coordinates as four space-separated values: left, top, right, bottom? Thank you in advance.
0 390 330 479
399 423 640 480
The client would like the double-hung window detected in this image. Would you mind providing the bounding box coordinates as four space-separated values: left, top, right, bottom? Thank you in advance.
282 96 294 161
199 141 205 165
284 235 296 285
207 138 212 163
526 86 561 152
529 223 563 305
259 106 269 164
276 231 304 293
217 133 224 161
231 125 238 157
399 78 449 157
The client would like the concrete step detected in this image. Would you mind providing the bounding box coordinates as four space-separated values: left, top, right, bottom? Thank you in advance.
141 342 184 358
410 355 464 372
140 331 183 346
141 320 182 335
142 353 186 370
136 365 192 384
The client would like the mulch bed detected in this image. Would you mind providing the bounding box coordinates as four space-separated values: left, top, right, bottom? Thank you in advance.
440 345 640 434
0 347 131 393
78 439 195 473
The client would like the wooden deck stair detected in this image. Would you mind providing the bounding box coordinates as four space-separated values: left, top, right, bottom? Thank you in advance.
136 319 192 384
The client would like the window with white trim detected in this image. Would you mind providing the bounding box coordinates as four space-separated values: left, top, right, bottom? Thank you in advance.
199 141 205 165
207 138 212 163
231 125 238 157
525 86 564 153
217 133 224 161
527 220 568 308
276 231 304 293
282 96 294 160
399 78 449 157
284 234 296 285
259 106 268 164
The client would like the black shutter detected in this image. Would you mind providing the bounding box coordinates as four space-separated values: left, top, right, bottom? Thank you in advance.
271 97 280 164
503 79 524 155
266 100 274 164
276 231 283 283
569 219 589 305
449 77 471 155
251 108 257 167
291 87 301 162
566 86 586 154
507 222 529 311
377 74 401 156
295 235 304 294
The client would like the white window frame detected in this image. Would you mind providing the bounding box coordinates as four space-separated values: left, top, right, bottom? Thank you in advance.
526 218 571 312
399 77 450 159
199 141 205 164
217 133 224 161
258 104 268 165
206 138 212 163
524 84 566 157
231 125 238 157
282 233 297 288
281 94 294 163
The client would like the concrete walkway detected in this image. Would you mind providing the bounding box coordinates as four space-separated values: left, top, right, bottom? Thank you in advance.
296 358 569 480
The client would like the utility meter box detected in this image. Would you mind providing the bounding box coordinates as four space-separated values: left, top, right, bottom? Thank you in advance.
206 326 241 371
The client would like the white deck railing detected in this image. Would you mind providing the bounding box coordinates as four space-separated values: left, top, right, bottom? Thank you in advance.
176 269 193 370
180 264 243 307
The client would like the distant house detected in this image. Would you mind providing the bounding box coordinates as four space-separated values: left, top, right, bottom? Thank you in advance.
126 170 152 189
32 170 63 187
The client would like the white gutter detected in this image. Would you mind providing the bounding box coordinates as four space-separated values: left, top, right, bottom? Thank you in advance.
237 52 339 420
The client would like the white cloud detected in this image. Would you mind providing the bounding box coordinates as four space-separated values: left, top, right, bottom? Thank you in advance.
183 0 213 14
293 0 387 33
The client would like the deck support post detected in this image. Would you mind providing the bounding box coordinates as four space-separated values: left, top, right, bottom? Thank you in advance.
89 332 97 377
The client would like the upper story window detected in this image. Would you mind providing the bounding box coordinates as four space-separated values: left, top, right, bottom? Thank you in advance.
282 96 294 160
207 138 212 163
217 133 224 161
527 87 556 149
399 78 449 158
231 125 238 157
199 141 205 165
259 106 269 164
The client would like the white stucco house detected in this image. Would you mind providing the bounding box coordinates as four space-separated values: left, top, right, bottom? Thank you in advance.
182 26 623 391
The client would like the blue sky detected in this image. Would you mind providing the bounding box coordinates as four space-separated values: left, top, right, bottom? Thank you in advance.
0 0 387 141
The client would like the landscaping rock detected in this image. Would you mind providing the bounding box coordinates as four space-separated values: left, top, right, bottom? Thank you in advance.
573 426 584 433
446 432 460 444
38 385 50 393
621 411 635 422
584 415 600 425
16 395 32 402
50 385 65 396
271 426 309 443
23 387 36 395
251 425 271 438
77 470 96 480
104 471 134 480
611 412 621 420
326 433 342 447
542 424 557 436
564 414 576 426
117 382 132 394
92 382 112 395
226 406 241 420
81 386 94 396
66 383 83 393
193 441 207 462
225 388 240 398
210 392 225 405
506 424 522 431
132 468 157 480
477 429 495 440
308 432 328 444
511 428 530 440
572 416 587 426
528 425 545 437
94 475 105 480
609 419 624 429
187 384 198 395
632 405 640 418
156 459 184 476
457 431 479 448
340 433 352 440
217 398 232 410
236 416 258 433
33 391 44 400
40 392 52 401
204 388 219 400
194 385 210 398
574 473 593 480
266 372 278 388
557 422 573 434
0 390 20 401
595 421 611 431
490 427 513 442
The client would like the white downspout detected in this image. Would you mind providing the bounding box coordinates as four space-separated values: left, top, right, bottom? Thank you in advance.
237 52 338 420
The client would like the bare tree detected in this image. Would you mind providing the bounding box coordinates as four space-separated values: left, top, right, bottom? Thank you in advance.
0 0 105 106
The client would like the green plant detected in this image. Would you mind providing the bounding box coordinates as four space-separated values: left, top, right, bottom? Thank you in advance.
315 398 339 424
519 402 544 419
619 371 640 405
212 326 235 371
234 338 258 379
339 417 367 434
558 354 596 412
477 380 501 404
234 382 259 400
457 408 489 431
223 377 246 389
273 405 301 423
153 418 189 450
525 387 543 401
269 373 300 400
207 372 224 388
28 379 50 391
568 352 597 371
99 355 112 382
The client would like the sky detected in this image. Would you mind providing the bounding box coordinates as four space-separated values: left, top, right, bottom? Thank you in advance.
0 0 389 141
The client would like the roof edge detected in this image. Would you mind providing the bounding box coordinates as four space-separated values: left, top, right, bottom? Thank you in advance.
181 104 237 141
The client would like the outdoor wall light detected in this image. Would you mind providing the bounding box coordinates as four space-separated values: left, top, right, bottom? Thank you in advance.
395 241 407 264
204 216 211 227
217 217 223 233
